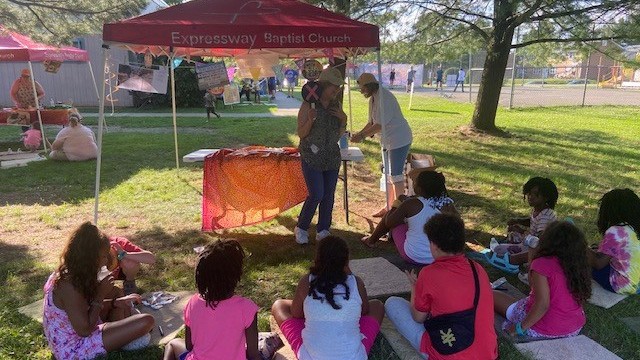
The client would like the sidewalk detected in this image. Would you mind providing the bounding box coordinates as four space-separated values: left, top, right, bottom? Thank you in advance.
83 91 302 118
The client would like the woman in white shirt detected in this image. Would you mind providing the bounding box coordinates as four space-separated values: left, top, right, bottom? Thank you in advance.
50 116 98 161
351 73 413 217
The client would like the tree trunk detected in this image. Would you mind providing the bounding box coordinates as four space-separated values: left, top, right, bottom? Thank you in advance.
471 0 516 132
471 31 514 131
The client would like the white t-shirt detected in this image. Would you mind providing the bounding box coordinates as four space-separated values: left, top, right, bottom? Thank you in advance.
368 87 412 150
55 125 98 161
457 69 466 81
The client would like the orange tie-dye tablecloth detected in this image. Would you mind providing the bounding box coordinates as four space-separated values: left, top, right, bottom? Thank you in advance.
202 146 308 231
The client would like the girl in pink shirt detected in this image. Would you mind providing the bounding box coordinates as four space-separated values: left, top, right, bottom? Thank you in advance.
163 240 261 360
22 122 42 151
494 221 591 338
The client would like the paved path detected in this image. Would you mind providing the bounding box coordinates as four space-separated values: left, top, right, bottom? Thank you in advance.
397 86 640 107
83 91 302 118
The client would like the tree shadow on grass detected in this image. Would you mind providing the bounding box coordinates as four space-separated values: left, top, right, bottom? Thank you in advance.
410 108 461 115
0 241 54 358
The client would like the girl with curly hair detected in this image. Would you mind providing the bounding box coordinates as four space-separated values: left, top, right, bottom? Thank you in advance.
163 239 261 360
271 236 385 360
590 188 640 294
43 222 154 360
494 221 591 338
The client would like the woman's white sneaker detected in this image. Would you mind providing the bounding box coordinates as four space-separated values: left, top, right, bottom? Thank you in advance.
294 226 309 244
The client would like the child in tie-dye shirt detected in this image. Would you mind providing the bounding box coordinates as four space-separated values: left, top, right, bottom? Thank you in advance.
590 189 640 295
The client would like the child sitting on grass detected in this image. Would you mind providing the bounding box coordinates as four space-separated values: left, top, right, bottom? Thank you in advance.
492 177 558 266
108 236 155 295
163 240 261 360
590 188 640 294
271 235 385 360
494 221 591 339
385 213 497 359
22 122 42 151
361 171 457 265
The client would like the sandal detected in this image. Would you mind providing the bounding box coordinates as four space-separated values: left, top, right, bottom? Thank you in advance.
483 251 520 274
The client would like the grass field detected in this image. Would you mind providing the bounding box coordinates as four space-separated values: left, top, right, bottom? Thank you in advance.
1 91 639 359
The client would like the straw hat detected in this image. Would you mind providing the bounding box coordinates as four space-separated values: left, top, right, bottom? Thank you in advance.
357 73 378 86
318 68 344 87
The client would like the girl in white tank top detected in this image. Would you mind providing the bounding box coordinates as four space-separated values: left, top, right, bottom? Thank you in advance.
271 236 385 360
362 171 456 265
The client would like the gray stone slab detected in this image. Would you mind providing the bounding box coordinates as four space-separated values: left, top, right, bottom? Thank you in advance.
514 335 622 360
621 317 640 336
588 280 628 309
349 257 411 298
18 291 192 346
379 318 425 360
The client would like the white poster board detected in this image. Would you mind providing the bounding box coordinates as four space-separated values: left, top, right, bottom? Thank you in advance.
117 64 168 94
196 61 230 90
223 85 240 105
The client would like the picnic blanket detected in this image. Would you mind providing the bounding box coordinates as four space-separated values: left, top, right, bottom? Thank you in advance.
202 146 308 231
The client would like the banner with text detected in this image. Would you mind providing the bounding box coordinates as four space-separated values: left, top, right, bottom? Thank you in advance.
195 61 230 90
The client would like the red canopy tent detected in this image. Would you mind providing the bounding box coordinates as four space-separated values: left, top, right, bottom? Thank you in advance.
95 0 383 224
0 25 98 151
102 0 379 58
0 25 89 62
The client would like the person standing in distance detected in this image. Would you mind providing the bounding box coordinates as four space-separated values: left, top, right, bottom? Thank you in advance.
453 68 466 92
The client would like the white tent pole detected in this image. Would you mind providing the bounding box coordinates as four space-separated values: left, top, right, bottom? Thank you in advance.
376 51 389 210
87 61 100 105
169 50 180 170
347 56 353 135
87 60 108 132
27 61 47 152
94 45 109 225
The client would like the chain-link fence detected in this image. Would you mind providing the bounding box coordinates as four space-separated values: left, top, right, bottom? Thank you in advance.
420 52 640 108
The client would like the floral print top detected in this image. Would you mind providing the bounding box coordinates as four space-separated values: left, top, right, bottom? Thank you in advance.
42 273 106 360
598 225 640 294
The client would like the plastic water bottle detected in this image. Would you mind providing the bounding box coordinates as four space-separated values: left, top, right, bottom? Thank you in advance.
49 98 55 107
524 235 539 248
489 237 499 251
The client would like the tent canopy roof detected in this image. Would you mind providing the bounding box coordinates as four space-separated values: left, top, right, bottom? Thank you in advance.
103 0 380 58
0 25 89 62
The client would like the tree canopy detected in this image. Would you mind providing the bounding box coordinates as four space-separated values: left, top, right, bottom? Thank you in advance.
407 0 640 131
0 0 145 43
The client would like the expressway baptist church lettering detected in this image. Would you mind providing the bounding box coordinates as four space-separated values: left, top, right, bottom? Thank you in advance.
171 32 352 47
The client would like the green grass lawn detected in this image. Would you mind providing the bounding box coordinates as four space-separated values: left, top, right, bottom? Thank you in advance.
0 93 639 359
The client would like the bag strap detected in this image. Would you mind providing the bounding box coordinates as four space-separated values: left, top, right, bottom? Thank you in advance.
468 259 480 309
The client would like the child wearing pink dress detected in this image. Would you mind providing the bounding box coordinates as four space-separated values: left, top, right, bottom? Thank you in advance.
22 122 42 151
